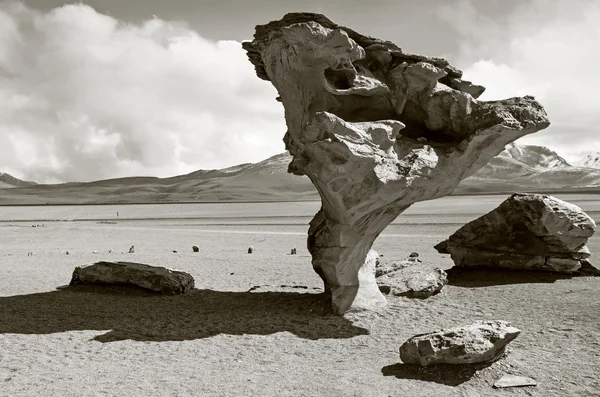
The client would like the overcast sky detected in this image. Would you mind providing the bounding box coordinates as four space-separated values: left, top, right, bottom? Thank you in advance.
1 0 598 183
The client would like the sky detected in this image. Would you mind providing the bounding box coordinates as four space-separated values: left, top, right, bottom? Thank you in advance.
0 0 598 183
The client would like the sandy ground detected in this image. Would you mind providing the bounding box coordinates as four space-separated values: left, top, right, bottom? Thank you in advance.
1 197 600 396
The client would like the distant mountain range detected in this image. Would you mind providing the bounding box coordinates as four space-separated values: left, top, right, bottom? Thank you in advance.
1 144 600 204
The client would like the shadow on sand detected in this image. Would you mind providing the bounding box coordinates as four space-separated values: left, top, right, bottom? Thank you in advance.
381 362 492 386
446 267 572 288
0 285 368 342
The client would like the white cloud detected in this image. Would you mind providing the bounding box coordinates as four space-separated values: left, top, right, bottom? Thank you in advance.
437 0 600 162
0 2 284 182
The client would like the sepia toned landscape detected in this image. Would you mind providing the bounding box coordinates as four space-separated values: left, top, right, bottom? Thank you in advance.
1 196 599 396
2 1 600 396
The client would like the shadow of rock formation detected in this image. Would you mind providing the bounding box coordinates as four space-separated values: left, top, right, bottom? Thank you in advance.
446 267 572 288
0 285 368 342
381 362 492 386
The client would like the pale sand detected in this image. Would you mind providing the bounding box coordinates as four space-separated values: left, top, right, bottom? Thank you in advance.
1 199 600 396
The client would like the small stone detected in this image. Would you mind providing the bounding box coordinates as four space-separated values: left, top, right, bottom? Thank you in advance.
494 374 537 388
66 251 69 255
173 250 178 253
409 252 419 258
248 246 254 254
192 245 199 253
291 248 297 255
92 251 98 254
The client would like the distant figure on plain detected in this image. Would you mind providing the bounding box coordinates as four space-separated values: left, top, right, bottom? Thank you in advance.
128 245 135 253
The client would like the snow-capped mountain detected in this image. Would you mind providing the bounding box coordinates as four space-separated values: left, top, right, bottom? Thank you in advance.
573 153 600 169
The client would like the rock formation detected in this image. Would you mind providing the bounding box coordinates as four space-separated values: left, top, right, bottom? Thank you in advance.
400 320 520 366
70 261 195 295
243 13 550 314
435 194 596 273
375 253 447 298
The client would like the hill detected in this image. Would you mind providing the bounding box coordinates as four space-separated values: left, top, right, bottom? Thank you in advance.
1 144 600 204
0 173 38 189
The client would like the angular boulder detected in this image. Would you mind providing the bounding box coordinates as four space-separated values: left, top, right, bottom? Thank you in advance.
435 194 596 273
70 261 195 295
400 320 520 366
244 13 549 314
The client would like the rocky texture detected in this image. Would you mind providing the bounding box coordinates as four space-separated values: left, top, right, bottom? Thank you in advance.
349 249 387 311
243 12 549 314
375 254 447 298
70 261 195 295
192 245 199 253
400 321 520 366
435 194 595 274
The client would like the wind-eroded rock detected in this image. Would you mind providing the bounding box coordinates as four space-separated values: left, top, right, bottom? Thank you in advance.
243 13 549 314
435 194 596 273
70 261 195 295
400 320 521 366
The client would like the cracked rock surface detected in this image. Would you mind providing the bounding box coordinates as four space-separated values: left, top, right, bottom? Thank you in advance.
435 193 596 274
243 12 550 314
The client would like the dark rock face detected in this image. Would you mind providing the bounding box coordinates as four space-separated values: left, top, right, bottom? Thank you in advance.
244 12 549 314
400 320 521 366
70 261 195 295
435 193 596 274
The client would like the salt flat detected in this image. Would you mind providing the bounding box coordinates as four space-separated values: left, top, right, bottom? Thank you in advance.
0 195 599 396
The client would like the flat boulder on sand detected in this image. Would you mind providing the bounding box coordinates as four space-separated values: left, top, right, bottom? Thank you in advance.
400 320 520 366
70 261 195 295
376 255 447 298
435 193 596 273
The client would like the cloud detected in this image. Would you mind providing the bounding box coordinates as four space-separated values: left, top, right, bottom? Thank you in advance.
437 0 600 162
0 2 284 182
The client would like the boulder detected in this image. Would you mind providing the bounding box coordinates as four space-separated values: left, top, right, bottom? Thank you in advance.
400 320 520 366
244 12 549 314
70 261 195 295
248 246 254 254
376 255 447 297
192 245 199 253
435 194 595 273
382 268 447 298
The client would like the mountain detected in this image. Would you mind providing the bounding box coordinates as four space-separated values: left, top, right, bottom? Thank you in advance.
0 153 316 204
1 144 600 204
455 144 600 194
573 152 600 169
0 173 38 189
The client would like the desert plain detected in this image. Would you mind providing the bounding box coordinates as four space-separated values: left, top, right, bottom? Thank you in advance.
1 194 599 396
